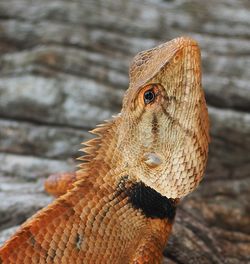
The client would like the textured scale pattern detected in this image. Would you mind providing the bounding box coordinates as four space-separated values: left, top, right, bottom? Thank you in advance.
0 37 209 264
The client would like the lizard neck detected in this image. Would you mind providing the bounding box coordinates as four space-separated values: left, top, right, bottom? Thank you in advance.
76 115 178 221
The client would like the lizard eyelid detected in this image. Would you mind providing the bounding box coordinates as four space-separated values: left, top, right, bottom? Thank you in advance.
141 84 161 106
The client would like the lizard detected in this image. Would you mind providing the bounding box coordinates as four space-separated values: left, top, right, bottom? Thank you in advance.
0 36 210 264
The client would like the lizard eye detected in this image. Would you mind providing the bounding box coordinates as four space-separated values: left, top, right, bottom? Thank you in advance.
144 89 155 104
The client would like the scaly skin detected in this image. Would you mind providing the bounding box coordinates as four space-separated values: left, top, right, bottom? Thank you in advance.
0 37 210 264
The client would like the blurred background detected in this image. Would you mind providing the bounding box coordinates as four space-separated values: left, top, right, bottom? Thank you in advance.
0 0 249 263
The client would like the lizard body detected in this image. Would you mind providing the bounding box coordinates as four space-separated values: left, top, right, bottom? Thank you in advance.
0 37 210 264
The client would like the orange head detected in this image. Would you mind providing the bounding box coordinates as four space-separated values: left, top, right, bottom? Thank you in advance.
117 37 210 199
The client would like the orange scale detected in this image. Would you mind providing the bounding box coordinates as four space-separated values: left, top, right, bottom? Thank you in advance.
89 207 101 219
53 233 62 244
61 234 69 244
24 245 35 257
57 225 66 235
50 239 58 251
83 226 92 237
94 211 106 223
23 255 32 264
86 239 95 252
63 228 72 240
57 247 66 258
60 255 70 263
47 246 56 257
75 252 85 264
65 221 74 232
41 239 50 251
30 252 40 263
68 231 78 245
9 252 19 263
53 255 61 263
97 227 106 238
92 222 103 234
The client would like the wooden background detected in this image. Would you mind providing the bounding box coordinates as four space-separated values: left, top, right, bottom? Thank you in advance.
0 0 249 263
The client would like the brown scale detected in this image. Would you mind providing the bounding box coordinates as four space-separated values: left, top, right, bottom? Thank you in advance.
0 37 209 264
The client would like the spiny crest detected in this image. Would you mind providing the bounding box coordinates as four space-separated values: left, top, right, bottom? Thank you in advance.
77 118 118 168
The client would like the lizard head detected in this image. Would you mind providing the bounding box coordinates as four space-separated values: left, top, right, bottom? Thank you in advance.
118 37 210 199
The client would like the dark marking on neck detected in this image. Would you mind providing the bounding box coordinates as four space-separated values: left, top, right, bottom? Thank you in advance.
160 104 205 165
152 113 159 134
115 177 177 221
151 113 159 144
160 104 196 138
126 181 177 221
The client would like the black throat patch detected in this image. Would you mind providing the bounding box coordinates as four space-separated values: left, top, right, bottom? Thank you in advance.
125 181 177 221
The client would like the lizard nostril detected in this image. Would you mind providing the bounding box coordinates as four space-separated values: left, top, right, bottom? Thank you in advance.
143 152 162 168
173 54 181 63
